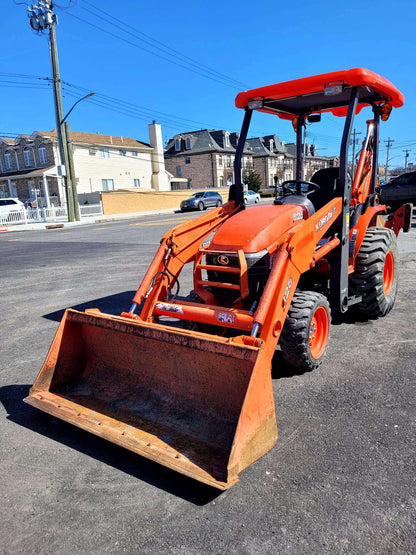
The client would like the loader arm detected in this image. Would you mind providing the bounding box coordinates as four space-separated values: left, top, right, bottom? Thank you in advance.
351 119 376 206
130 201 239 320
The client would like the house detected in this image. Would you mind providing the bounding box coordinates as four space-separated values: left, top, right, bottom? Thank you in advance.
246 135 294 187
0 122 170 206
165 128 339 191
164 129 253 190
284 143 337 181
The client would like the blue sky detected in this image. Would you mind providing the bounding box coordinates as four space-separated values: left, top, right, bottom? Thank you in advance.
2 0 415 167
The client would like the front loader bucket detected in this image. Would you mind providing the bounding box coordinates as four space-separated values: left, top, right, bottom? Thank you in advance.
24 309 277 489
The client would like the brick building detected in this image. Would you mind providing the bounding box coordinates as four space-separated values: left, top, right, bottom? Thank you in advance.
164 129 253 190
246 135 294 188
165 128 337 191
0 133 60 204
284 143 338 181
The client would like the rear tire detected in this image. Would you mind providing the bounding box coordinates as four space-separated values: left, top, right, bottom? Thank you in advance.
280 291 330 371
216 199 222 207
349 227 398 318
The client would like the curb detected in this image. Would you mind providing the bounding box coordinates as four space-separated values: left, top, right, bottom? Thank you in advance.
0 207 178 233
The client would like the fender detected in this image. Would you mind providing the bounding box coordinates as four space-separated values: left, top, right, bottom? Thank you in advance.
349 205 386 263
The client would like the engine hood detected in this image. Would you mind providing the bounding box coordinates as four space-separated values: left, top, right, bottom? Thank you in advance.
209 204 306 254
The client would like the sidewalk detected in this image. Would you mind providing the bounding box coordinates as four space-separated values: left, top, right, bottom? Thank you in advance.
0 207 178 233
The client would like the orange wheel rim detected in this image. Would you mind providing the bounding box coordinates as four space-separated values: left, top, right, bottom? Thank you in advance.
309 306 329 359
383 251 394 295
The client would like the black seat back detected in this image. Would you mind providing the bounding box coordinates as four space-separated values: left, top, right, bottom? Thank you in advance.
309 167 341 210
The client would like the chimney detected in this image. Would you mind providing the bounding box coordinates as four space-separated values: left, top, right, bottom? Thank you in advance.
148 121 169 192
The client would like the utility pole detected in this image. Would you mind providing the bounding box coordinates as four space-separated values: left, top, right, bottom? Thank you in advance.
64 121 80 221
403 149 410 171
350 129 362 177
28 0 76 221
61 93 95 222
384 138 394 182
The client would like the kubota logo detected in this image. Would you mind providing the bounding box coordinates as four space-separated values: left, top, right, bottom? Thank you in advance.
217 255 229 266
316 206 337 231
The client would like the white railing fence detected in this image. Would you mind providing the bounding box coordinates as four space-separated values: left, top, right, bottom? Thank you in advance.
0 204 103 227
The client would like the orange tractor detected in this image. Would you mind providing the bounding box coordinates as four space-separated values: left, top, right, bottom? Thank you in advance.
25 68 410 489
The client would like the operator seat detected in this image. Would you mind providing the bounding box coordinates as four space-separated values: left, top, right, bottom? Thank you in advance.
274 194 315 217
308 167 341 210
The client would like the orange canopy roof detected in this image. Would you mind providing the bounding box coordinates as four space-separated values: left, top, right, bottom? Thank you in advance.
235 68 404 119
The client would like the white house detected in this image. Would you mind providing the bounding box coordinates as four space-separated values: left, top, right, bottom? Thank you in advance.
0 122 170 206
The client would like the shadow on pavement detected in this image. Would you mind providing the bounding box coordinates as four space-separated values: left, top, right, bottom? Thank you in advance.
43 291 137 322
0 384 222 506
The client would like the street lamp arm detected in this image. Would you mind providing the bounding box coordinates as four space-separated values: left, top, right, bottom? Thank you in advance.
61 92 95 124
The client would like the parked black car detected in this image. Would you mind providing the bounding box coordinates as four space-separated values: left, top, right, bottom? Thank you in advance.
379 171 416 209
180 191 223 212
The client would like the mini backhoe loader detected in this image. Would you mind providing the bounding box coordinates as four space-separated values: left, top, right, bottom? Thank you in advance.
25 68 410 489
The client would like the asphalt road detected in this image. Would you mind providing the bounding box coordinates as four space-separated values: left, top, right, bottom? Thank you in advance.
1 209 415 554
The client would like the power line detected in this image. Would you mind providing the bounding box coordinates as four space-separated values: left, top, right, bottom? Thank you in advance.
80 0 247 89
60 84 224 132
62 10 244 90
59 78 239 131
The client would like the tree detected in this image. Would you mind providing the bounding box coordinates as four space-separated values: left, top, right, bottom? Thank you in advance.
243 168 262 192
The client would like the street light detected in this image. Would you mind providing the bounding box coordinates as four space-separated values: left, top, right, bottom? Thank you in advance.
61 92 95 221
62 92 95 125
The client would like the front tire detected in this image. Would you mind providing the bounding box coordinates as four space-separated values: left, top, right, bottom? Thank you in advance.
349 227 398 318
280 291 331 371
198 202 204 211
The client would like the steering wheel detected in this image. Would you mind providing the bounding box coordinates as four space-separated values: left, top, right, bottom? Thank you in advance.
281 180 320 197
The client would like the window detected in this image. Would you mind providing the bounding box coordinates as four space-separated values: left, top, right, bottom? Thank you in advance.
218 155 223 167
185 157 191 164
119 149 126 157
24 148 32 167
225 133 230 147
132 151 138 157
100 148 110 159
101 178 114 191
176 166 182 178
38 144 46 165
134 179 140 187
226 154 231 168
175 139 181 152
185 137 191 150
4 151 11 170
219 177 224 187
